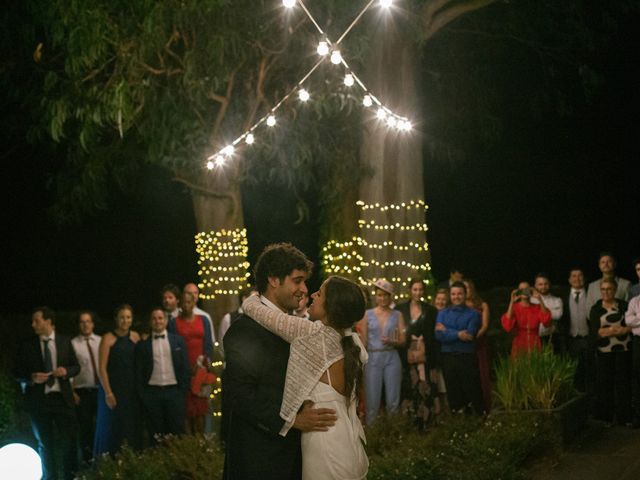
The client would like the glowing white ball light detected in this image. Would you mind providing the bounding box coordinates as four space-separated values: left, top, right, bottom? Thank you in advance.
386 116 397 128
380 0 393 8
283 0 296 7
298 88 310 102
215 155 225 167
316 41 329 56
206 161 214 170
376 108 387 120
344 74 354 87
362 95 373 107
330 50 342 65
266 115 276 127
245 133 255 144
222 145 234 156
0 443 42 480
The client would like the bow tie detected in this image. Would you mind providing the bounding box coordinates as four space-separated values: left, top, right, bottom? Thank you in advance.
153 334 165 339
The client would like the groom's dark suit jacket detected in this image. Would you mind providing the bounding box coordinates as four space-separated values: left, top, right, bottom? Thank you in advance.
222 313 301 480
15 333 80 412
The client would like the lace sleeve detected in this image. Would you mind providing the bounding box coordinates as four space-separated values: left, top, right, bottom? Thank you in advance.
242 295 317 343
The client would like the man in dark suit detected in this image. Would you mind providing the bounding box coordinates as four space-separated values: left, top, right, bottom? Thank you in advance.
15 306 80 480
222 243 337 480
135 308 190 442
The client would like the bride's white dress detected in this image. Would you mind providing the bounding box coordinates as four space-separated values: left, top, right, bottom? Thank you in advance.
302 371 368 480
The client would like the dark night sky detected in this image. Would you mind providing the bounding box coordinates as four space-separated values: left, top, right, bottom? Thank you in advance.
1 2 639 328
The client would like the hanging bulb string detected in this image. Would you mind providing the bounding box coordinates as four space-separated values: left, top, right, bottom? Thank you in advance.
206 0 410 166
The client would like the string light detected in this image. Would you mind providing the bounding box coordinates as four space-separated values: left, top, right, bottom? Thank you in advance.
317 41 329 56
344 73 354 86
195 228 251 300
204 0 413 169
322 199 435 301
298 88 310 102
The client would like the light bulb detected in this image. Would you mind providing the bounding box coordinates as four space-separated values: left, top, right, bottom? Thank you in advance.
386 116 397 128
362 95 373 107
298 88 310 102
380 0 393 8
215 155 225 167
376 108 387 120
266 115 276 126
330 50 342 65
222 145 234 156
206 161 214 170
283 0 296 7
344 73 354 87
245 133 255 144
317 41 329 56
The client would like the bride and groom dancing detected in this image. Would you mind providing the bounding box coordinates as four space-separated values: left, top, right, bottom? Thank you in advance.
222 243 369 480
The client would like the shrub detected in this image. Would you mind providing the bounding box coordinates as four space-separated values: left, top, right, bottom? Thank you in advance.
493 348 577 411
0 371 19 442
77 434 225 480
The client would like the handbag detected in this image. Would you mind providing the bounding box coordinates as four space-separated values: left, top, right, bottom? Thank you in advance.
407 334 426 364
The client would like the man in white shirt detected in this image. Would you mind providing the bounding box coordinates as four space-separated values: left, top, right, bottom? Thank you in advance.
71 311 101 464
560 269 592 393
625 294 640 427
629 257 640 300
585 252 631 308
135 308 190 442
532 273 563 352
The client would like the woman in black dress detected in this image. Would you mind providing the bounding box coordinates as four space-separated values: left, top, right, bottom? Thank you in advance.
395 278 440 430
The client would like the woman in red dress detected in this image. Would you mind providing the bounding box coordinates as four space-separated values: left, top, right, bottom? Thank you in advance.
501 283 552 357
172 291 214 434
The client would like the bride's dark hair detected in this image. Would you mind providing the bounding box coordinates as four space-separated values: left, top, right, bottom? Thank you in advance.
324 276 366 405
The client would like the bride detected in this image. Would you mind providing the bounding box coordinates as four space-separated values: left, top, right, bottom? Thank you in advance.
242 275 369 480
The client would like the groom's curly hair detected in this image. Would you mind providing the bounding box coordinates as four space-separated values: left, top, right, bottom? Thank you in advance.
254 243 313 294
324 276 366 406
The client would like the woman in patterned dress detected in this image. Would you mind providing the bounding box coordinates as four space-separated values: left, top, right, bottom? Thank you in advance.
589 278 632 425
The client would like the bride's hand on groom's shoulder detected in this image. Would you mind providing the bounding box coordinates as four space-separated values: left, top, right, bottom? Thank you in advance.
293 401 337 432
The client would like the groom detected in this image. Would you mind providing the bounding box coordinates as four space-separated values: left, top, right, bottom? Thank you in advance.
223 243 337 480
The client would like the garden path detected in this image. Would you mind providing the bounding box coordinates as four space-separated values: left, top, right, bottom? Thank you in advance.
528 420 640 480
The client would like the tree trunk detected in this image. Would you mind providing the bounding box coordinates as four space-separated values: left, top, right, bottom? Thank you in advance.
358 12 433 301
189 165 246 336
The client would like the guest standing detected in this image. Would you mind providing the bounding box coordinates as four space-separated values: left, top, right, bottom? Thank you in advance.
15 307 80 480
625 293 640 427
135 308 190 443
94 304 142 456
71 310 101 465
585 252 631 308
501 283 552 357
589 279 632 426
360 279 406 424
464 279 492 413
435 282 484 415
169 291 213 434
395 278 440 429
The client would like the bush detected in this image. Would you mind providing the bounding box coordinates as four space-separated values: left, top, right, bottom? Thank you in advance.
0 371 19 442
77 435 225 480
365 413 558 480
493 348 577 410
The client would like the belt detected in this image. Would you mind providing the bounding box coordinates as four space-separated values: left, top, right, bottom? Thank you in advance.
147 384 178 389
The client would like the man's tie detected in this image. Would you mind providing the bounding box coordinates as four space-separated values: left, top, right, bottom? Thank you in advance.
43 338 55 387
574 291 580 303
86 337 99 385
154 334 165 339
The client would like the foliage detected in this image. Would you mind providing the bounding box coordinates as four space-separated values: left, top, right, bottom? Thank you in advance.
493 348 577 411
0 371 19 442
20 0 383 224
365 413 558 480
77 434 224 480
